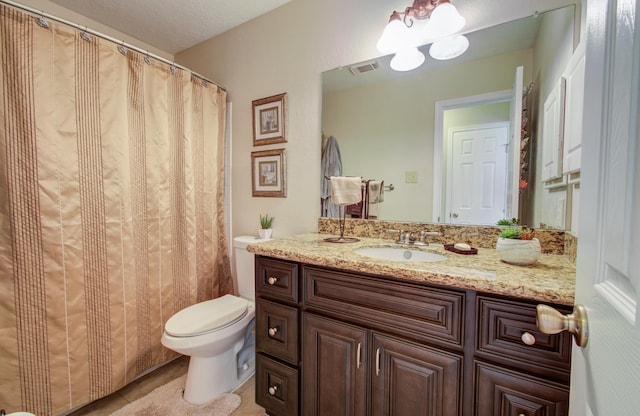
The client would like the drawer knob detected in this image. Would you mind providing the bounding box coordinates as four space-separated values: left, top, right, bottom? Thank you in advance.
521 332 536 345
268 385 278 396
268 327 279 336
536 304 589 347
267 276 278 285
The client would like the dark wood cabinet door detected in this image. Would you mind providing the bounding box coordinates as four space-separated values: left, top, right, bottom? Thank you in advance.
302 313 369 416
371 333 463 416
474 361 569 416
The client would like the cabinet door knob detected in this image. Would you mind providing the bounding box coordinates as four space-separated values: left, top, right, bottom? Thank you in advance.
268 327 279 337
536 304 589 347
267 276 278 285
268 385 278 396
521 332 536 345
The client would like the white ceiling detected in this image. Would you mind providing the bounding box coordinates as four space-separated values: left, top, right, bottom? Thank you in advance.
48 0 292 54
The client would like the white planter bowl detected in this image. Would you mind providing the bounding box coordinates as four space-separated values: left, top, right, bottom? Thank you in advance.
496 237 541 265
258 228 273 239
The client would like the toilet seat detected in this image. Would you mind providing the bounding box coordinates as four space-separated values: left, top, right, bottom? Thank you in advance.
165 294 249 337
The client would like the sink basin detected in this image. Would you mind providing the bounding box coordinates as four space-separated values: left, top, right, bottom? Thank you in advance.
353 247 447 263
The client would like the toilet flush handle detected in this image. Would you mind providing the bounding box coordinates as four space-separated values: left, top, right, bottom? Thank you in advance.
267 276 278 285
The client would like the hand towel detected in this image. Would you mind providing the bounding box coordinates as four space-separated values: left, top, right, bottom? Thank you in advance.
330 176 362 206
368 180 384 203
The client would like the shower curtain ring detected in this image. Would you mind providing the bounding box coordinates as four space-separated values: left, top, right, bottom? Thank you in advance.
36 12 49 29
118 41 127 55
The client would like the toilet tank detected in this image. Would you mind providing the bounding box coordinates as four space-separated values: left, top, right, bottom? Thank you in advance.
233 236 268 300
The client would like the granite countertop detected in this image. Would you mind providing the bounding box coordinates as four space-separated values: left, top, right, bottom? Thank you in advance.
247 233 576 306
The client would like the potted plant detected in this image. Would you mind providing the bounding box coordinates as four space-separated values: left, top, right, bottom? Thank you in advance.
259 214 274 239
496 218 521 227
495 226 541 265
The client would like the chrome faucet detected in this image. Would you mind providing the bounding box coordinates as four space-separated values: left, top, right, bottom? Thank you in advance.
415 231 440 246
387 229 415 244
400 231 413 244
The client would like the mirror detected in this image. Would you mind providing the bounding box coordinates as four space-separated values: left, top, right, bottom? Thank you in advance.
321 6 576 229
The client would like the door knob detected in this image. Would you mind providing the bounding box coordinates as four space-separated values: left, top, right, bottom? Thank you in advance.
536 304 588 347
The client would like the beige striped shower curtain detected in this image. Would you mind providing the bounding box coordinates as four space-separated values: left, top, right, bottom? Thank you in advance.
0 5 233 415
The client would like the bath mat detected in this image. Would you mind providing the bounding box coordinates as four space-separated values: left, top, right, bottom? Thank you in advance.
110 375 241 416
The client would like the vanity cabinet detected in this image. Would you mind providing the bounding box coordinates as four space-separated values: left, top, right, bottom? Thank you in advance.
254 258 300 415
254 255 572 416
302 313 462 415
474 296 571 416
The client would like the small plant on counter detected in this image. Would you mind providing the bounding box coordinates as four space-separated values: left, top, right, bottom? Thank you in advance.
496 226 540 265
496 218 520 226
260 214 274 230
499 227 536 240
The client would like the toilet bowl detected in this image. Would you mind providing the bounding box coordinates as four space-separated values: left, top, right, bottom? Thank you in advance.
160 235 267 405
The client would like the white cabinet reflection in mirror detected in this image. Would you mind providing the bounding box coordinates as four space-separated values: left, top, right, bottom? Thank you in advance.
542 80 565 182
562 41 586 175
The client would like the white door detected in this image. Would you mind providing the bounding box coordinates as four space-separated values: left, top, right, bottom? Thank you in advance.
569 0 640 414
446 124 509 225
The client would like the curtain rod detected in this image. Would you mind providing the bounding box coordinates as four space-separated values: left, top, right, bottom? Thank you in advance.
0 0 226 92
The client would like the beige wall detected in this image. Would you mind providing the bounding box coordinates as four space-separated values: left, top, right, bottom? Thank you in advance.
11 0 173 60
322 49 529 222
176 0 578 238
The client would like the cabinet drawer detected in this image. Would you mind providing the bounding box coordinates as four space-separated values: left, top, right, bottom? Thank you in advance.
256 257 299 303
303 266 464 347
476 296 572 382
256 299 299 365
256 353 299 416
474 361 569 416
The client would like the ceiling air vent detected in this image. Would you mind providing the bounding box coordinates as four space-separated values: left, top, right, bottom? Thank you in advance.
349 61 379 76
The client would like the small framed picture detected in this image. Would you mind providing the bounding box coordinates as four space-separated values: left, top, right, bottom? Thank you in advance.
252 93 287 146
251 148 286 197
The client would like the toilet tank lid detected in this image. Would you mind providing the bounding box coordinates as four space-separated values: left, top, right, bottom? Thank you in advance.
234 235 270 249
164 294 249 337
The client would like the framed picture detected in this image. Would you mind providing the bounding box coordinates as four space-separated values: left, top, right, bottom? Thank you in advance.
251 149 286 197
252 93 287 146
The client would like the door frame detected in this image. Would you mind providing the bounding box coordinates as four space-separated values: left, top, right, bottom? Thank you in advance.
432 90 512 223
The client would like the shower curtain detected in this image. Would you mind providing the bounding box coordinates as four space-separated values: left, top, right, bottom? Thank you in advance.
0 5 233 415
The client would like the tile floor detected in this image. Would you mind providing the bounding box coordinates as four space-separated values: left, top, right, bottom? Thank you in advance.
66 356 265 415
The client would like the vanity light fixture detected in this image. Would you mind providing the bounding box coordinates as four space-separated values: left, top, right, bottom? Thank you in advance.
377 0 466 70
429 34 469 60
390 47 426 71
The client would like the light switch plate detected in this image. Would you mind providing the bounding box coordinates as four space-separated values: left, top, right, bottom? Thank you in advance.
405 171 418 183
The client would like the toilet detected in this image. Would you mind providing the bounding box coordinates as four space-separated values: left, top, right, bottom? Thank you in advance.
161 235 265 405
